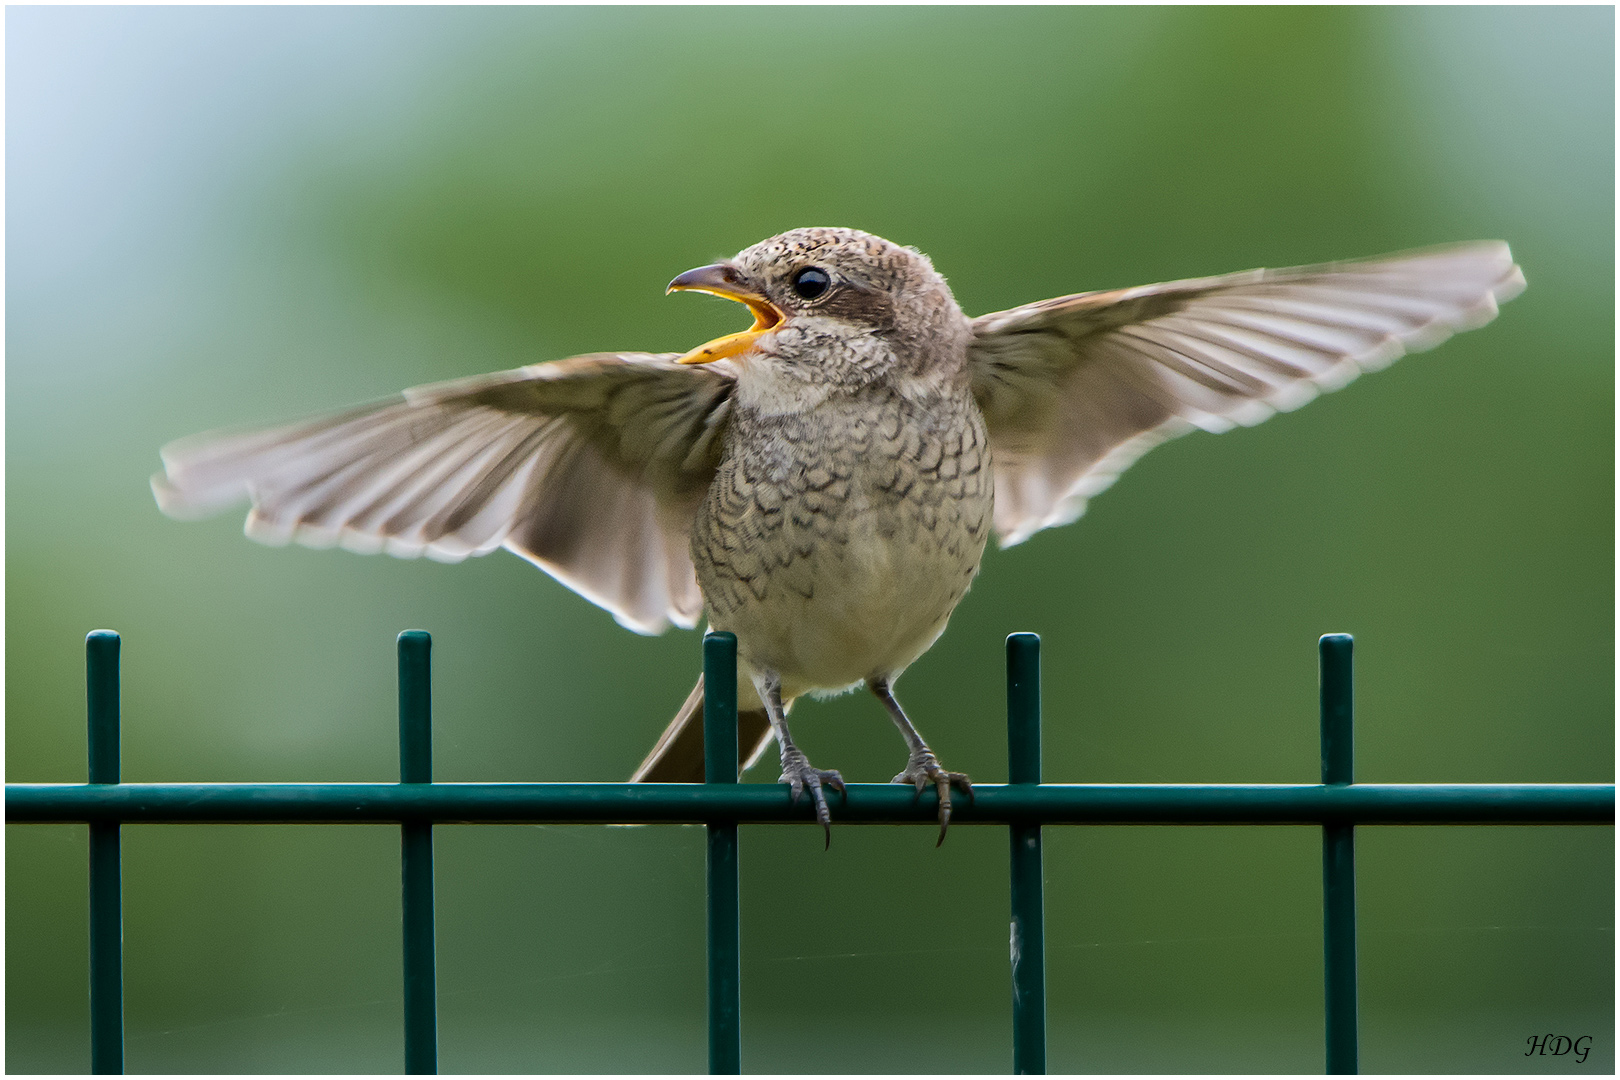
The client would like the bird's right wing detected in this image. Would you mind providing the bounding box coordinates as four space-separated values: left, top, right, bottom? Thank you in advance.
968 242 1525 546
153 352 738 634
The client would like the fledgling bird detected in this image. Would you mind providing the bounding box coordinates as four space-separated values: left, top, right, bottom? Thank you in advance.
153 228 1524 844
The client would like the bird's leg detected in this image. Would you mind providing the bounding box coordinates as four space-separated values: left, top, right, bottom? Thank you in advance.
758 671 845 849
871 678 973 845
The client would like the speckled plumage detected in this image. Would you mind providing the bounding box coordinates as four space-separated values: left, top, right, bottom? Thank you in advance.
667 229 995 838
695 380 991 700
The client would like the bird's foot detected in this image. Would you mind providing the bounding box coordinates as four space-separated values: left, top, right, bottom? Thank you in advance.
779 750 846 849
892 752 974 846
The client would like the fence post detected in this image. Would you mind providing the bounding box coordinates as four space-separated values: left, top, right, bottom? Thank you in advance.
1007 633 1046 1075
86 630 124 1075
1320 634 1357 1075
398 631 438 1074
704 632 742 1075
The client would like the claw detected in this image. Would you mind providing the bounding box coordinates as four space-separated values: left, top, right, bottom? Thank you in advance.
933 775 951 847
780 752 845 849
891 752 973 846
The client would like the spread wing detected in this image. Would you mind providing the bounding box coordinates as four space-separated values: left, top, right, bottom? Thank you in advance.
153 352 738 634
969 242 1526 546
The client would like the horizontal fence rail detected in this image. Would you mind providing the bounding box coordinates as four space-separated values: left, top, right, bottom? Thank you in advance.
5 628 1613 1076
9 781 1612 826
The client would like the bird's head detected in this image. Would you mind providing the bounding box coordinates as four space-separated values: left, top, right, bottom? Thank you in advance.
667 228 968 391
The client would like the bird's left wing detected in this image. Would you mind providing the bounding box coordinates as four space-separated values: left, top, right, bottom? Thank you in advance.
153 352 738 634
967 242 1525 546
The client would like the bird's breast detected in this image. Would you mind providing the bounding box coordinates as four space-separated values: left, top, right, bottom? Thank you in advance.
692 391 992 694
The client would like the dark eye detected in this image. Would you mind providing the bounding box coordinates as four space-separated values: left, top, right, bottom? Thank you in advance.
790 266 831 300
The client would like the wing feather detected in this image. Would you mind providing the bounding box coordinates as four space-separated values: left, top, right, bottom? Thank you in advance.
154 352 737 633
969 242 1525 545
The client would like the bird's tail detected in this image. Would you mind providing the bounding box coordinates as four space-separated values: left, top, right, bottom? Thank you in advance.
630 674 777 783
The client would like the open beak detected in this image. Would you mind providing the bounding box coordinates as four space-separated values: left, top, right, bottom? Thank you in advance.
667 263 783 364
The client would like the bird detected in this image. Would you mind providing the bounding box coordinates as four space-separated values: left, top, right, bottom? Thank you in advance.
152 227 1525 845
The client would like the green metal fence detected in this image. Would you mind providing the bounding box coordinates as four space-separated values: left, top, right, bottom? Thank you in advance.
6 629 1613 1075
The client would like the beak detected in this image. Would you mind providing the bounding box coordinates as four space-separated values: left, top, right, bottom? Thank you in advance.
667 263 784 364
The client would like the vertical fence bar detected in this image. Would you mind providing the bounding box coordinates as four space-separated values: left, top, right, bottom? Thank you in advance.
703 632 742 1075
1007 633 1047 1075
86 630 124 1075
398 631 438 1075
1320 633 1357 1075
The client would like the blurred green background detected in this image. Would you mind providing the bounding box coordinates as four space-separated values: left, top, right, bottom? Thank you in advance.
6 6 1612 1073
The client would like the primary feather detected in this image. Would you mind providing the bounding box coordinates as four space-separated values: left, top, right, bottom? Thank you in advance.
154 352 738 633
968 242 1525 545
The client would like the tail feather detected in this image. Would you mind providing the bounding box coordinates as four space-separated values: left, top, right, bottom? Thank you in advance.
631 674 775 783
